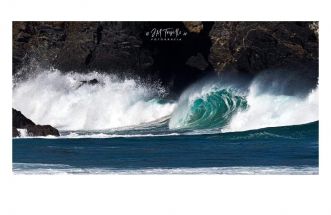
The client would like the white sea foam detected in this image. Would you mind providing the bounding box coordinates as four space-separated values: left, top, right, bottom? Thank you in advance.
57 132 181 139
13 69 318 134
13 69 176 130
13 163 318 175
13 131 182 139
224 85 318 132
17 128 28 137
168 75 318 132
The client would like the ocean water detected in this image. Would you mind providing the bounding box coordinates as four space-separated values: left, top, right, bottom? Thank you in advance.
13 121 318 174
12 70 319 174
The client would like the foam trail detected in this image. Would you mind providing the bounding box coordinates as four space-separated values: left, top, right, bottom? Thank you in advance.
224 85 318 132
13 69 176 130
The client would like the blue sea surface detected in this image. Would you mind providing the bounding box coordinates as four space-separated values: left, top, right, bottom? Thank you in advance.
12 121 318 174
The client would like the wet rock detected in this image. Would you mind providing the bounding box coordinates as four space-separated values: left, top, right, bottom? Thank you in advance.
13 127 19 137
80 78 99 85
25 124 60 137
12 108 59 137
13 108 35 128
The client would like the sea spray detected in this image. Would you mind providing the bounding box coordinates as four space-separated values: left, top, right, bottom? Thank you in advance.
13 69 176 130
224 86 319 132
13 69 319 133
169 73 318 131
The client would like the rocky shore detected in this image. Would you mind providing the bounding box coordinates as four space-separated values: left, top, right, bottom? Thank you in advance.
12 108 59 137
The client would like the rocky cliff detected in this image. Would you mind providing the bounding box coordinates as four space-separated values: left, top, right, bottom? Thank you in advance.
13 21 318 94
209 22 318 73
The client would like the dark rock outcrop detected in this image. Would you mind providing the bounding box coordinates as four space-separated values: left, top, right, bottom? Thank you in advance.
13 127 19 137
208 22 318 75
13 21 318 96
13 108 35 128
12 108 59 137
80 78 99 85
13 21 214 95
13 22 152 76
25 124 60 137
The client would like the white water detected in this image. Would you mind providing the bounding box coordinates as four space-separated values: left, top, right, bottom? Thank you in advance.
224 84 318 132
13 132 182 139
13 69 176 130
168 77 318 132
17 128 28 137
13 69 318 133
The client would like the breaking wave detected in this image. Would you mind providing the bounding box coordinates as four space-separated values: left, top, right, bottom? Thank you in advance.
13 69 176 130
168 75 318 131
224 81 318 132
169 85 248 129
13 69 318 134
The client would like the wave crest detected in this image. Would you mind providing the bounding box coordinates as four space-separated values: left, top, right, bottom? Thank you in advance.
169 86 247 129
13 69 318 133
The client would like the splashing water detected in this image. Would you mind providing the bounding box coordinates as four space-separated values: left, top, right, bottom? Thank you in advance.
223 85 318 132
13 69 318 134
13 69 176 130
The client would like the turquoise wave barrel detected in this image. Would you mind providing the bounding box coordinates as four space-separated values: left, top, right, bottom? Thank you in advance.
169 88 248 130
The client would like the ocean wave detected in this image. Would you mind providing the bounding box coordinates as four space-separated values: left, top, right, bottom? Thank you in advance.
169 84 247 130
169 77 318 132
13 70 318 134
13 69 176 130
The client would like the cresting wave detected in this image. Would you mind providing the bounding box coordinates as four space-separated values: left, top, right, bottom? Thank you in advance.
169 84 248 129
13 69 318 134
168 76 318 132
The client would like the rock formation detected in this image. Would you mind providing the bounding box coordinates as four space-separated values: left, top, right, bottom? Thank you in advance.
13 21 318 95
12 108 59 137
12 21 213 94
208 22 318 74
